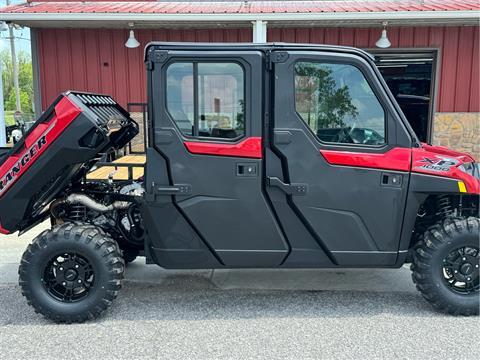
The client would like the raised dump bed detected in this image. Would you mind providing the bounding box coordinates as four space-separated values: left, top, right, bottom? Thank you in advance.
0 91 138 234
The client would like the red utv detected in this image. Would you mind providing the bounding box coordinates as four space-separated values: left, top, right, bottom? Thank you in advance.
0 43 478 322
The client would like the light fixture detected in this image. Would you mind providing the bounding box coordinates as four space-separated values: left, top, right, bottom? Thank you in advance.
375 21 391 49
0 21 8 32
125 23 140 49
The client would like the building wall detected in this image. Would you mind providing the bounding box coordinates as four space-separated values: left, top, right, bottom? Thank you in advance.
36 25 479 112
433 113 479 158
268 26 479 113
35 25 479 158
36 28 252 110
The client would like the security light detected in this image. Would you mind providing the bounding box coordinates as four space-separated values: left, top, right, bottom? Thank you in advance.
125 23 140 49
376 21 391 49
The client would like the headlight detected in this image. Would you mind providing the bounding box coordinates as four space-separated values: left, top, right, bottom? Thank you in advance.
458 162 479 178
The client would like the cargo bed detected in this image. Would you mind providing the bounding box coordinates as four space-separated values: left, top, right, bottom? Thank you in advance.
0 91 138 234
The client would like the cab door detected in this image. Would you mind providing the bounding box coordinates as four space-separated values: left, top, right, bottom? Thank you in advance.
145 46 288 268
266 50 413 266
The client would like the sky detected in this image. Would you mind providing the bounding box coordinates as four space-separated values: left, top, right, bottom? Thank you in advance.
0 0 32 55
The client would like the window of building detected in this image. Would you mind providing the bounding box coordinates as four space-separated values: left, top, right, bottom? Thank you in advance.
295 62 386 146
166 62 245 139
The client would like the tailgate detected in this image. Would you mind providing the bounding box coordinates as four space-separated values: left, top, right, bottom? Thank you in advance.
0 91 138 234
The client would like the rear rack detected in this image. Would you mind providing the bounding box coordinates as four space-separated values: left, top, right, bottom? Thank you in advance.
87 158 146 182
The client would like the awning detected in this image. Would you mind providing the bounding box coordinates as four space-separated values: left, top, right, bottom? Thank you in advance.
1 1 479 28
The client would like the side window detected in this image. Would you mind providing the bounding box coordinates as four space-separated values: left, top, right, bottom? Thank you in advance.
166 62 245 139
167 63 194 136
295 62 386 146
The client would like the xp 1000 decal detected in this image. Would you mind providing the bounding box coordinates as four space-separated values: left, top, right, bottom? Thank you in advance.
419 157 459 172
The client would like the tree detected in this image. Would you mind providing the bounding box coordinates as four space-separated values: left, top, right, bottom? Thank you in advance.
1 49 34 114
295 63 358 130
6 87 30 112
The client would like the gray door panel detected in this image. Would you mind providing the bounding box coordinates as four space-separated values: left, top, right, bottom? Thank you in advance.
267 51 411 266
148 50 288 267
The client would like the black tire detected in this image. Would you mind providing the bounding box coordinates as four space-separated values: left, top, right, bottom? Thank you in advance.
411 217 479 316
19 223 125 323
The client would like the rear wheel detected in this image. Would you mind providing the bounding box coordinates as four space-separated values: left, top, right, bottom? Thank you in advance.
411 217 479 315
19 223 125 323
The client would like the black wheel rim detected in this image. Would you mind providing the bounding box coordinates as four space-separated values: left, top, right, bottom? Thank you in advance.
442 246 479 295
42 252 95 302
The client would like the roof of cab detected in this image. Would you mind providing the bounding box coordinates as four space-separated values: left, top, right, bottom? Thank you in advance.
144 42 376 63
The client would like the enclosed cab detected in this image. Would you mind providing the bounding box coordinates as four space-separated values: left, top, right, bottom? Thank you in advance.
1 43 478 322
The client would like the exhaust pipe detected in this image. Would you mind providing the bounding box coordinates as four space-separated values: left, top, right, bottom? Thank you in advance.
64 194 131 212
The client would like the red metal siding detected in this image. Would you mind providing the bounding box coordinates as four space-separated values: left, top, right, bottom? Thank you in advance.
268 26 480 112
36 28 251 110
37 26 479 113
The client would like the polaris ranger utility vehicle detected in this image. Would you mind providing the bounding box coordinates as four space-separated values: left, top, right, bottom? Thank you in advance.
0 43 478 322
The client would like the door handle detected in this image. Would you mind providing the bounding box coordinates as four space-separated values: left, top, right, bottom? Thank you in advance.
274 130 292 145
236 163 258 177
155 129 173 144
381 172 403 188
267 177 308 196
151 183 192 195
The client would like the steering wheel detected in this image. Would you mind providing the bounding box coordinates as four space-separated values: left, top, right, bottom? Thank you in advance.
349 128 365 144
337 119 361 144
337 127 355 144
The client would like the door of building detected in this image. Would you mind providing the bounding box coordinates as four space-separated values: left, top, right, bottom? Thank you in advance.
374 51 436 143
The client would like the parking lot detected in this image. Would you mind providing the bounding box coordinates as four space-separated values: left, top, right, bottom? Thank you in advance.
0 223 478 360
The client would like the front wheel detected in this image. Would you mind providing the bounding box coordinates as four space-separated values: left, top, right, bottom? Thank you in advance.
19 223 125 323
411 217 479 316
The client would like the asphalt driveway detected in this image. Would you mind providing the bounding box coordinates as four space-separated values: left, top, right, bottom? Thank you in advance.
0 223 478 360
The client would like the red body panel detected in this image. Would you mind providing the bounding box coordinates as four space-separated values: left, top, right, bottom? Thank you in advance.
412 144 479 194
321 144 479 194
0 97 81 234
413 143 475 163
320 147 412 172
184 137 262 159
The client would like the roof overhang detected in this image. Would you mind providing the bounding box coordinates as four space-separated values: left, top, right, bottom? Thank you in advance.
1 1 479 29
2 12 480 29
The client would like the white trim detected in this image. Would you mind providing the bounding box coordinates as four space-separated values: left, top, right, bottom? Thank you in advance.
30 28 42 116
0 10 479 22
252 20 267 43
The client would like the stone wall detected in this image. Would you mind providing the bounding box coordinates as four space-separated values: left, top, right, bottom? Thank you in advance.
433 112 480 160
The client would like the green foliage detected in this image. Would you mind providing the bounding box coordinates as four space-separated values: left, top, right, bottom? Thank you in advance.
1 49 33 114
6 88 31 112
4 110 14 126
295 63 358 129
